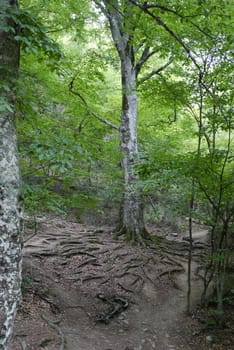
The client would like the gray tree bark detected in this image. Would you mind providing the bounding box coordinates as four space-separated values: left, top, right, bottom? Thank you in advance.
119 46 147 242
0 0 23 348
95 0 150 243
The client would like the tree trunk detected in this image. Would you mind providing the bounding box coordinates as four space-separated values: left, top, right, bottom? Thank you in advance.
119 53 148 243
0 0 22 348
98 0 149 243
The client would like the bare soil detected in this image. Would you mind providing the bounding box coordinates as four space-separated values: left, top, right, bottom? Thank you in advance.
10 217 234 350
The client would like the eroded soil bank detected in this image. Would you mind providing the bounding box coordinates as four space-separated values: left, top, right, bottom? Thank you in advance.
10 217 233 350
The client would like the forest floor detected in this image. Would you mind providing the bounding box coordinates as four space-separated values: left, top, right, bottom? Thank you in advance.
10 216 234 350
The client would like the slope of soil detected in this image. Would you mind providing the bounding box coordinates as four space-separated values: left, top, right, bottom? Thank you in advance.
10 217 233 350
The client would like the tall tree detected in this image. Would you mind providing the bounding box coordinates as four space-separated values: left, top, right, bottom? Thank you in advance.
0 0 22 348
101 1 146 243
94 0 170 243
93 0 233 245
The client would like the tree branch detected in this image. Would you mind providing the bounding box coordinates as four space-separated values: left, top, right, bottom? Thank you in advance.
157 18 201 70
135 47 160 76
94 0 127 54
123 0 221 103
134 38 147 53
130 0 180 15
129 0 214 39
137 59 173 85
93 0 107 16
130 1 214 72
69 78 119 131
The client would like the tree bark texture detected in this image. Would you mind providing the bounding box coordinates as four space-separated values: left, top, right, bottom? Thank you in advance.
0 0 22 348
100 0 148 243
120 54 147 242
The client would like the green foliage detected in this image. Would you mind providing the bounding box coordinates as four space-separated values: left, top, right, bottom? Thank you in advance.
16 22 121 217
22 183 67 215
0 6 63 62
21 277 34 297
223 289 234 305
206 308 224 327
0 96 14 113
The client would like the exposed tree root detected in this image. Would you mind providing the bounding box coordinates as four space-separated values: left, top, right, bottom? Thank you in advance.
61 250 96 258
113 244 126 251
35 291 60 314
19 339 27 350
125 263 143 271
41 315 65 350
117 282 135 293
38 337 54 348
76 258 97 269
130 275 143 288
111 251 130 263
32 251 57 257
59 240 84 246
160 254 186 267
67 275 105 283
24 230 38 244
141 267 157 286
158 267 185 278
83 275 105 282
23 220 208 316
114 226 152 247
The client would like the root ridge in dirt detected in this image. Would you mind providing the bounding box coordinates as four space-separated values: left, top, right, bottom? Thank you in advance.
10 217 225 350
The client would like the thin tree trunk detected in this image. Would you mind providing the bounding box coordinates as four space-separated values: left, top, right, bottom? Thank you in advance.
0 0 23 348
187 179 194 314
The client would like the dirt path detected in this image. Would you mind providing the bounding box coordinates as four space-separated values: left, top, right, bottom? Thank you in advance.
10 217 211 350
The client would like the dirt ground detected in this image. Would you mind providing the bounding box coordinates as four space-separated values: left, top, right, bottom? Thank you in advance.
10 217 234 350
